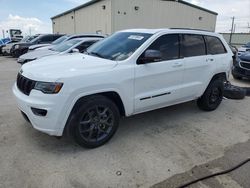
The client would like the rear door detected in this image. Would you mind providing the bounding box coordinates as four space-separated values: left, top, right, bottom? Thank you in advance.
134 34 184 113
204 36 229 75
179 34 209 99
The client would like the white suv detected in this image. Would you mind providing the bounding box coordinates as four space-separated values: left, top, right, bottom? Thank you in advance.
13 29 233 148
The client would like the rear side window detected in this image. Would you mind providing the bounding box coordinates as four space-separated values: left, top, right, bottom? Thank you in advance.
146 34 180 61
205 36 227 55
41 35 54 42
76 41 97 53
181 34 206 57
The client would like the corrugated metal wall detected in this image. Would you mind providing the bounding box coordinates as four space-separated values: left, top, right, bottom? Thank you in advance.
75 0 112 34
52 12 75 34
52 0 111 34
52 0 217 34
112 0 216 32
222 33 250 47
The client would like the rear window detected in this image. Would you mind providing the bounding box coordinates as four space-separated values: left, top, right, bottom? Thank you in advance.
204 36 227 55
181 34 206 57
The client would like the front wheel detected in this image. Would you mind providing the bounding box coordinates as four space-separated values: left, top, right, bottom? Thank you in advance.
68 95 120 148
197 79 224 111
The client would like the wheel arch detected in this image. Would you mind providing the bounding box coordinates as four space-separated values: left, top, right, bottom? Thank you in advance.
63 91 126 136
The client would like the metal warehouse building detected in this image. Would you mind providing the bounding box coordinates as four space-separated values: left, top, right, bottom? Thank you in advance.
51 0 218 35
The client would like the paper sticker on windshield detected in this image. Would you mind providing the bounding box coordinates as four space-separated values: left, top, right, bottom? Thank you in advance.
128 35 144 40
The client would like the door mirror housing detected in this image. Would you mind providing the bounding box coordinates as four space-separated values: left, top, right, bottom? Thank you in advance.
71 48 80 53
138 50 162 64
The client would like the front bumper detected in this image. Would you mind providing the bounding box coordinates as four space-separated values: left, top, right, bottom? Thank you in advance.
232 65 250 79
12 83 67 136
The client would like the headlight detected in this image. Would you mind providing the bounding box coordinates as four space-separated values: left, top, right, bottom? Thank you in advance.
15 45 20 49
34 82 63 94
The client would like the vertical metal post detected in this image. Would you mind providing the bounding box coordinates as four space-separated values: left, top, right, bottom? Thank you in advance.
229 17 235 45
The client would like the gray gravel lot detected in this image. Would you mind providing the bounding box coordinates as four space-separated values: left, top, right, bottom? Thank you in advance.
0 56 250 188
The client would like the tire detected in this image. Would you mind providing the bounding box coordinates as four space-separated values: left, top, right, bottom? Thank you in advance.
224 85 246 99
197 79 224 111
68 95 120 148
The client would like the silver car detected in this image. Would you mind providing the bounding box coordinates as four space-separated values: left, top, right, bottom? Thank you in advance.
18 37 101 64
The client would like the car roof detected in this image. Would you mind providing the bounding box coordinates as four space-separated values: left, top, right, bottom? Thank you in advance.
121 28 218 36
67 37 102 43
68 33 106 38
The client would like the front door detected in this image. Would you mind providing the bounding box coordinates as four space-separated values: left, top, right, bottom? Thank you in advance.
134 34 184 113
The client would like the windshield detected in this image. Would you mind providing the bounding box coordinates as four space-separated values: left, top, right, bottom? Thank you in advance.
246 42 250 47
52 35 68 45
51 39 82 52
86 32 152 61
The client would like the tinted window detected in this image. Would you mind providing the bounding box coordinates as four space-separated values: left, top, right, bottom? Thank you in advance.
181 34 206 57
145 34 179 61
41 35 53 42
205 36 227 55
51 39 82 52
52 35 63 41
76 41 97 53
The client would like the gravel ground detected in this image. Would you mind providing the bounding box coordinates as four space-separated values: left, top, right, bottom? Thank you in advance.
0 56 250 188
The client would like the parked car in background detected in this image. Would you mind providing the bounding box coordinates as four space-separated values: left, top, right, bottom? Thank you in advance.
29 33 106 51
18 38 101 64
2 35 40 56
232 51 250 80
11 34 64 58
238 42 250 56
28 34 66 51
13 29 233 148
0 39 6 55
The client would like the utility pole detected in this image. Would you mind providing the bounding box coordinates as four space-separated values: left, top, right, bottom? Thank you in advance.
229 17 235 45
2 30 5 38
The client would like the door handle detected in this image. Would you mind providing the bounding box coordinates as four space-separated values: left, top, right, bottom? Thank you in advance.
172 62 183 68
206 58 214 62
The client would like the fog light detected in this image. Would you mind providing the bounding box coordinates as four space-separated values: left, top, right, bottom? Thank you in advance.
31 107 47 116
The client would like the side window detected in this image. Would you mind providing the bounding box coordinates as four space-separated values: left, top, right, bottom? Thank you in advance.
52 35 61 41
76 41 97 52
181 34 206 57
41 35 53 43
205 36 227 55
144 34 180 61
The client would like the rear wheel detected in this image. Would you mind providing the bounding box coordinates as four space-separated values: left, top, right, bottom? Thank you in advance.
197 79 224 111
68 95 120 148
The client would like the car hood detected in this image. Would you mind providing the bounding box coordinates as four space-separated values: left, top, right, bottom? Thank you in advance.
29 44 51 50
36 45 54 51
21 53 118 81
239 52 250 61
19 49 58 60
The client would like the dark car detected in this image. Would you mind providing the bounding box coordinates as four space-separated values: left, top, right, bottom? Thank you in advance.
232 52 250 80
28 33 106 51
11 34 64 58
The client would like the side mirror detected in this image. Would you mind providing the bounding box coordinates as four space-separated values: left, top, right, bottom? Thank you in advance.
138 50 162 64
71 48 79 53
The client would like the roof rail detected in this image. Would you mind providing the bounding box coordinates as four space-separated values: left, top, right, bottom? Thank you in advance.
170 28 213 32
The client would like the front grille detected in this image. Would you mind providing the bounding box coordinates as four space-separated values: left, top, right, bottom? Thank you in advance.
240 61 250 70
16 73 36 95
